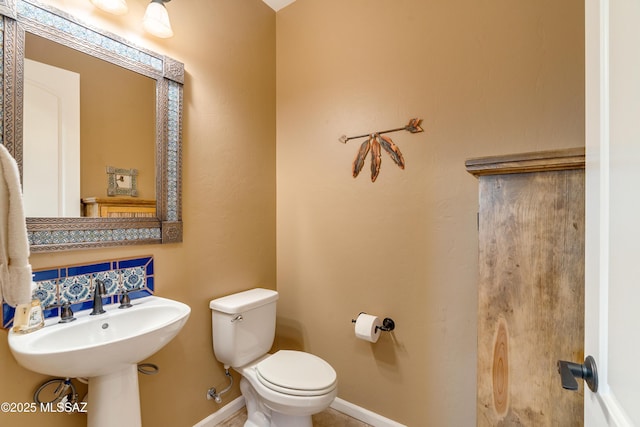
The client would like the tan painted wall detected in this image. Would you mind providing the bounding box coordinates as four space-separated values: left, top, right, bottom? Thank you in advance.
0 0 275 426
275 0 584 425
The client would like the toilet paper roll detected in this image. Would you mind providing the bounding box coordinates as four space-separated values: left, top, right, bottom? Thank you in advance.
354 313 383 343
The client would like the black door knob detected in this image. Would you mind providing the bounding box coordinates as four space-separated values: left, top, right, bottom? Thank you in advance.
557 355 598 393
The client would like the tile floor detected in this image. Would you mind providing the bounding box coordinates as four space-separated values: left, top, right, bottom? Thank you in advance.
217 407 372 427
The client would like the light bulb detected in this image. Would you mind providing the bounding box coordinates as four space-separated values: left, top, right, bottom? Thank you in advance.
143 1 173 38
90 0 128 15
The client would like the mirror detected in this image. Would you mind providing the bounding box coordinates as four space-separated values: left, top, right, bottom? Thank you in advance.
24 33 156 218
1 0 184 252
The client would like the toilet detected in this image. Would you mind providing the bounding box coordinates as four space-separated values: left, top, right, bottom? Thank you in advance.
210 288 337 427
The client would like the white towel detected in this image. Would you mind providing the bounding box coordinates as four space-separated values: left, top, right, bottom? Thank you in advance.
0 143 32 307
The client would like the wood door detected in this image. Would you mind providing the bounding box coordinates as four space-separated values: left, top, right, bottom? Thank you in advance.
467 149 585 426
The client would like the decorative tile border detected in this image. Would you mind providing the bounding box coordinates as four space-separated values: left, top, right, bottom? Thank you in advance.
17 0 164 72
2 256 154 328
28 227 162 246
167 81 180 222
0 16 4 146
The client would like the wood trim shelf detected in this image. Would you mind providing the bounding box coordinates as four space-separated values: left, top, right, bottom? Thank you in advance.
465 147 585 177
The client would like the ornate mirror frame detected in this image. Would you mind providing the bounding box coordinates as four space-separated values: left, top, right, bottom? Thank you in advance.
0 0 183 252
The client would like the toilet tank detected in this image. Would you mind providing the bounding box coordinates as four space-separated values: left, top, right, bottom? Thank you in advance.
209 288 278 368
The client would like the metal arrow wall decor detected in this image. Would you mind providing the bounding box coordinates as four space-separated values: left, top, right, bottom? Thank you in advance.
339 118 424 182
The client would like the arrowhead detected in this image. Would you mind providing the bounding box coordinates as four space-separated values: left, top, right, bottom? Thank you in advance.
405 118 424 134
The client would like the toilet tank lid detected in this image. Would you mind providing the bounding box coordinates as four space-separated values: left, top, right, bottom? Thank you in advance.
209 288 278 313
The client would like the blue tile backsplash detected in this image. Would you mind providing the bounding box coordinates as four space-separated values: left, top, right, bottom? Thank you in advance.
2 256 154 328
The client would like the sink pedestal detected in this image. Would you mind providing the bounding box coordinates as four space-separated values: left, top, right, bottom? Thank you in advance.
88 364 141 427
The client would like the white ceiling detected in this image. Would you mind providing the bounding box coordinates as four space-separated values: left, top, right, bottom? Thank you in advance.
262 0 296 12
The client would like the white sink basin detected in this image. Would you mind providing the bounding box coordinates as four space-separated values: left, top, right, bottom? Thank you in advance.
8 295 190 427
9 295 190 378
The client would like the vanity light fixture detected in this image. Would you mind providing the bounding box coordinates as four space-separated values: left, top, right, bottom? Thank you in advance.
143 0 174 38
90 0 129 15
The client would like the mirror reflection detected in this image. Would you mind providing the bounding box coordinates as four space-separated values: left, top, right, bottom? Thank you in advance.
23 33 156 218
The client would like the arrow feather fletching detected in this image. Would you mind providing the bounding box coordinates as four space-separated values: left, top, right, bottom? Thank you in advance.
370 136 382 182
377 134 405 169
352 136 372 178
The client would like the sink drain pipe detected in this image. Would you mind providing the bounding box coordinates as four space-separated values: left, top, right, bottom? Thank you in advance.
137 363 159 375
207 367 233 404
34 365 159 406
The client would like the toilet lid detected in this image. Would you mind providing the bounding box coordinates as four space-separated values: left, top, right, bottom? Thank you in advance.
256 350 337 397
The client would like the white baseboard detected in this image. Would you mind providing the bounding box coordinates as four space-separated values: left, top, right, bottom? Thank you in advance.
330 397 407 427
193 396 245 427
193 395 406 427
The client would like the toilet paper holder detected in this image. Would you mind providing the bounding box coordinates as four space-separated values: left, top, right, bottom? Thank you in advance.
351 312 396 333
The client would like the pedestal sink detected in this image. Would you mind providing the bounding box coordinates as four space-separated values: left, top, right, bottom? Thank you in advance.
8 295 190 427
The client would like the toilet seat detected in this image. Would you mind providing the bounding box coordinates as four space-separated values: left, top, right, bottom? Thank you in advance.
256 350 337 397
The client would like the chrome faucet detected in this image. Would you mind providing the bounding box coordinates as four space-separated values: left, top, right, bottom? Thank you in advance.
90 279 107 315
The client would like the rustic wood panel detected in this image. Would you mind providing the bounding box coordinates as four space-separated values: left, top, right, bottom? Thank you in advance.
470 150 585 426
466 147 585 177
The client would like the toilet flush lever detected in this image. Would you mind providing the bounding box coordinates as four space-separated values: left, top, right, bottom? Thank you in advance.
231 315 243 323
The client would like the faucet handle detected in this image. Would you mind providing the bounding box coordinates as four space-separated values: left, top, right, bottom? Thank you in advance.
59 301 76 323
118 289 133 309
